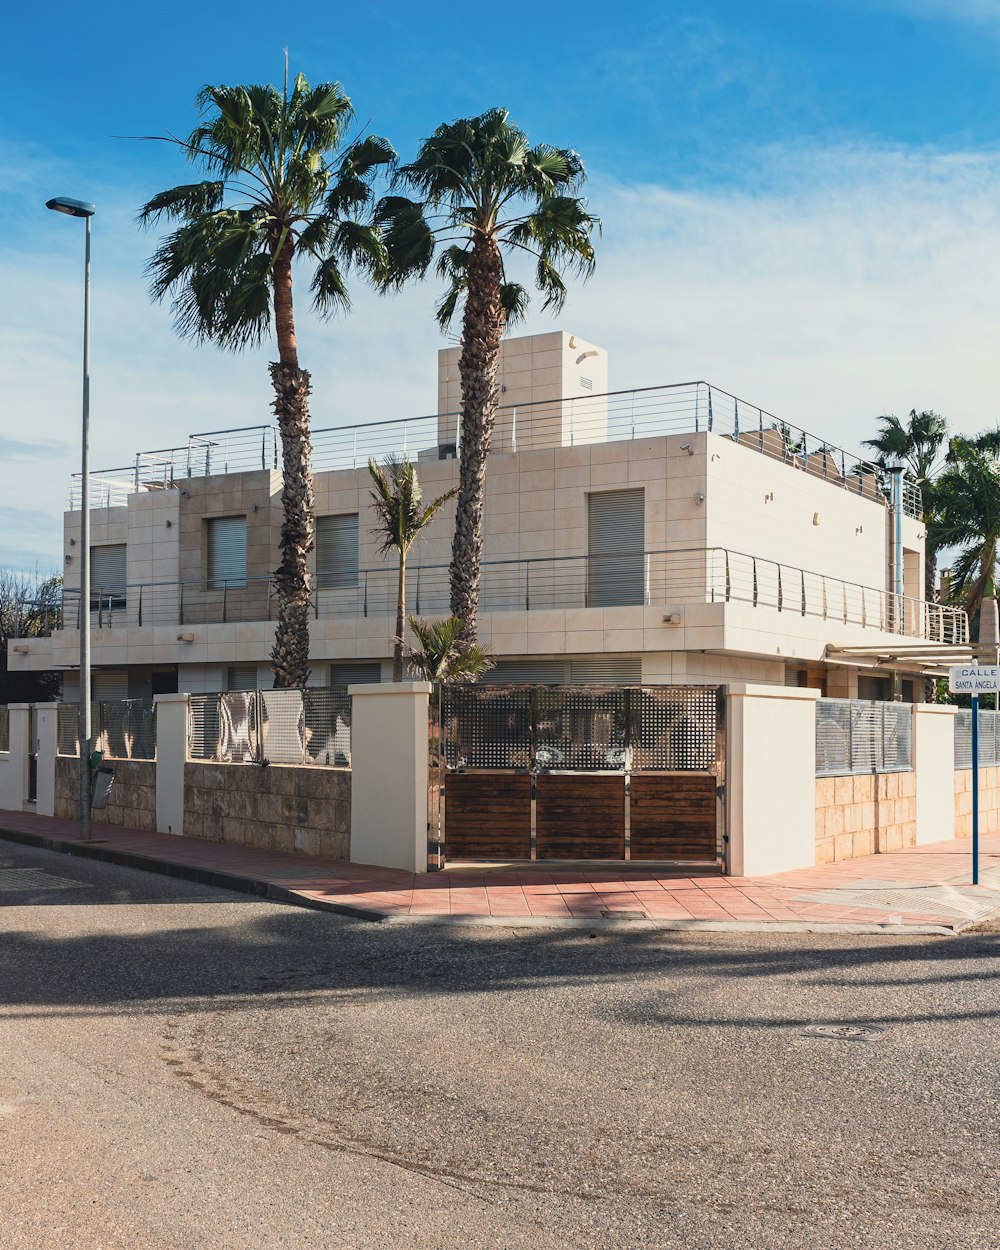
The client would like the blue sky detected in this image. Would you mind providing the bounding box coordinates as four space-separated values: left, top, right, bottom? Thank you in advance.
4 0 1000 568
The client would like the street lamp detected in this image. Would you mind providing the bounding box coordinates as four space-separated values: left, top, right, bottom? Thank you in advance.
46 196 96 840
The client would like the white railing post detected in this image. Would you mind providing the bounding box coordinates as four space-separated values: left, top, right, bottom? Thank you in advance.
154 693 189 836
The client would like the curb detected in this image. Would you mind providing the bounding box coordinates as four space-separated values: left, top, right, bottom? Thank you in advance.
0 826 976 937
0 826 389 923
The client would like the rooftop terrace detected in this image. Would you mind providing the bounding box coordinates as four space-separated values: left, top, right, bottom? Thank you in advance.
70 379 922 518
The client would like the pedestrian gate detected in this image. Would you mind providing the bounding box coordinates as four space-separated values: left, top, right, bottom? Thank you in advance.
432 685 725 865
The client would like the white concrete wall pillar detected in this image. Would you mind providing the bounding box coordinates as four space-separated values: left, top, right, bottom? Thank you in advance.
349 681 431 873
912 703 956 846
154 693 189 836
0 705 31 812
34 704 58 817
727 684 821 877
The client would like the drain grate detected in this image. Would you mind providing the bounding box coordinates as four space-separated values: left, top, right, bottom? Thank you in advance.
0 868 91 893
802 1023 888 1043
601 909 648 920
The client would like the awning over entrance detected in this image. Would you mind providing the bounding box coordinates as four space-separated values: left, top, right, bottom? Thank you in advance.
825 641 998 676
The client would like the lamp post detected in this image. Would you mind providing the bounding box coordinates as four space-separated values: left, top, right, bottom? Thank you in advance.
46 196 95 840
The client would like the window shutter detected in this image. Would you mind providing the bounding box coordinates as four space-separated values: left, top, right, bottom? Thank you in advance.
484 660 570 685
93 671 129 702
227 667 258 692
91 544 127 606
569 658 642 685
330 662 381 690
587 489 645 607
208 517 247 588
316 515 359 589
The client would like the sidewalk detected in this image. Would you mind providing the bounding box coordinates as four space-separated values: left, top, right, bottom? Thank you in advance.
2 808 999 935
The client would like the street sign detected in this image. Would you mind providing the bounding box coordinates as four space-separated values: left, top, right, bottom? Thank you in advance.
949 665 1000 694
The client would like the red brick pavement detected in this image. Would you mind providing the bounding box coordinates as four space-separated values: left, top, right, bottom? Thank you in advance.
2 808 998 933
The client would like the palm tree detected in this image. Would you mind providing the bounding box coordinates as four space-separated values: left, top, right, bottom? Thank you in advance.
862 410 948 603
138 72 393 687
934 432 1000 626
404 615 494 682
368 458 456 681
377 109 598 644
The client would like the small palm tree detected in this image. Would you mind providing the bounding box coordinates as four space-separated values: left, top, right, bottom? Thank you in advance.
404 615 494 682
862 410 948 603
368 458 456 681
935 432 1000 626
377 108 598 645
139 71 394 687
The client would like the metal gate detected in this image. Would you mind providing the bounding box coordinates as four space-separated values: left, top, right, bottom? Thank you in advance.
432 685 725 866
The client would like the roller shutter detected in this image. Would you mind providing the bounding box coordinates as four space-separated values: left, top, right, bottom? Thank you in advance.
207 517 247 588
587 489 645 607
90 544 127 607
316 514 359 589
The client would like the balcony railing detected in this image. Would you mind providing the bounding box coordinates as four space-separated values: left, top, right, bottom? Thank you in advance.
68 380 922 519
56 547 967 645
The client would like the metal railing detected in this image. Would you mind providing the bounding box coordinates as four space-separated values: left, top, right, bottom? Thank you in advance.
58 547 968 644
187 688 351 766
816 698 913 776
954 708 1000 769
69 380 923 519
56 700 157 760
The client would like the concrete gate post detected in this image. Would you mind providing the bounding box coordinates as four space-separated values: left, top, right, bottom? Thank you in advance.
912 703 956 846
0 705 32 812
154 693 189 836
726 683 821 877
349 681 431 873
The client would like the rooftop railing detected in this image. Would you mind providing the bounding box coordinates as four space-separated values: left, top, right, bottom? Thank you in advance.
68 380 922 519
56 545 966 645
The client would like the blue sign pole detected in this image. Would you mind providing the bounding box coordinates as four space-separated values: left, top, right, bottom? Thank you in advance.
972 693 980 886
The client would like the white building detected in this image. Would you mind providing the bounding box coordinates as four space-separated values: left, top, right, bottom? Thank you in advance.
11 331 970 700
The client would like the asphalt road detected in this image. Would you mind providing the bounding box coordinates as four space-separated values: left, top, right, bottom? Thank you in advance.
1 838 998 1250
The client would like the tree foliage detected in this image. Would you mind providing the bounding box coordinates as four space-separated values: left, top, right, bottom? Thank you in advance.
404 615 494 683
367 458 456 681
377 108 598 644
0 569 62 703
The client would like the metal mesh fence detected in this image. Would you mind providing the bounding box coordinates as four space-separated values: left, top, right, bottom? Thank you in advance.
99 700 156 760
55 701 157 759
954 708 1000 769
440 685 720 772
0 707 8 752
57 703 80 756
816 699 913 777
188 689 351 765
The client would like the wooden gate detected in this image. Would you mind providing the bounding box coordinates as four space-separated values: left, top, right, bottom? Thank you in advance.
434 686 724 865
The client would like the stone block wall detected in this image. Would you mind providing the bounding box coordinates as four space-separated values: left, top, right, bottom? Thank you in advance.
815 770 916 864
54 757 157 832
953 767 1000 837
184 762 351 859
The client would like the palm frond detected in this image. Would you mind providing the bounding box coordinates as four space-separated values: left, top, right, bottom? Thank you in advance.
404 615 495 682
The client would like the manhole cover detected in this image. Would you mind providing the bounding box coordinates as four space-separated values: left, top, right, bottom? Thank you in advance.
802 1023 888 1042
0 868 91 892
601 909 647 919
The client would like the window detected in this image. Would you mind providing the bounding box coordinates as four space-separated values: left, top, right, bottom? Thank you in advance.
329 663 381 690
207 517 247 589
227 666 258 692
316 514 359 589
587 489 645 607
90 544 127 609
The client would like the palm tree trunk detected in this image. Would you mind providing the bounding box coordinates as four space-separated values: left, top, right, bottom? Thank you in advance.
394 550 406 682
269 240 315 689
449 234 504 644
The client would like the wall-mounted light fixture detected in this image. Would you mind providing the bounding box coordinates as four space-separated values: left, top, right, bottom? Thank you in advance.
165 519 172 528
662 613 682 625
693 491 705 505
812 512 820 526
176 633 195 643
680 443 693 456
